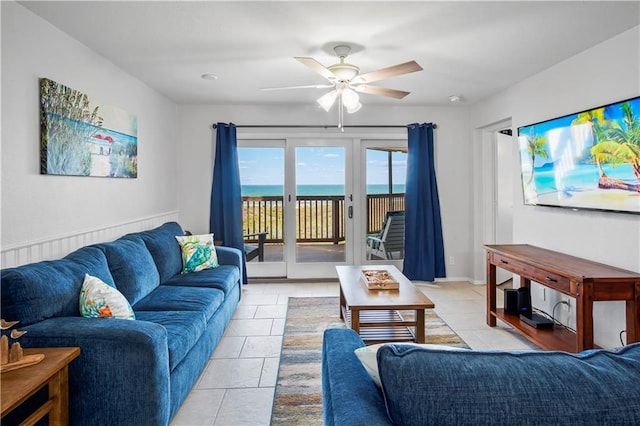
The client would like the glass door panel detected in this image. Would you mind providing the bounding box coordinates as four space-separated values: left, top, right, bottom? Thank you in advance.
237 144 286 277
294 146 346 264
364 143 407 263
285 139 352 279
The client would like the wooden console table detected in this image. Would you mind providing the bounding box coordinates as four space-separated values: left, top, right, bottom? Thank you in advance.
1 347 80 425
485 244 640 352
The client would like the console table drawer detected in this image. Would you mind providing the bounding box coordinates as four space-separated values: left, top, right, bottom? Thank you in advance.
490 253 571 294
528 271 571 294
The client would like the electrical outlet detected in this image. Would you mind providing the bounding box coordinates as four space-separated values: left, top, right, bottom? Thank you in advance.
449 256 455 265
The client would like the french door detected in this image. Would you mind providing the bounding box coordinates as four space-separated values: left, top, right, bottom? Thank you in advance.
286 139 352 278
238 134 406 279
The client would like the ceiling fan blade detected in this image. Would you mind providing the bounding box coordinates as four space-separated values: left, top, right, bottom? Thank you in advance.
261 84 334 91
353 61 423 84
353 85 410 99
295 57 337 80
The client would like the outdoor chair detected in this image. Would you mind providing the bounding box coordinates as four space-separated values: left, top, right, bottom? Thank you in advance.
244 231 268 262
366 211 405 260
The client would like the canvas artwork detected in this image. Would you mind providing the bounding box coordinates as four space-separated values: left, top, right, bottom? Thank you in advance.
40 78 138 178
517 96 640 214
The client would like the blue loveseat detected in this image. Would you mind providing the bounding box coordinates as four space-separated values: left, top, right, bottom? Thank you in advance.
322 328 640 425
1 222 242 426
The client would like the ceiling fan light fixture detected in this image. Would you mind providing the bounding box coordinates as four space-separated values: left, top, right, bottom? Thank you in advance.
346 101 362 114
341 88 360 110
317 90 338 112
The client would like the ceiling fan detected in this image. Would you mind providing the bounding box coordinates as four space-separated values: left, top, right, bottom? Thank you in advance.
263 45 423 127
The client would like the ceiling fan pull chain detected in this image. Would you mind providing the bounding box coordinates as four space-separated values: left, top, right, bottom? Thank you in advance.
338 93 344 131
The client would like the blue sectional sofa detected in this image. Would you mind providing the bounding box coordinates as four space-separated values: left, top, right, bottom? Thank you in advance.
322 328 640 425
1 222 243 426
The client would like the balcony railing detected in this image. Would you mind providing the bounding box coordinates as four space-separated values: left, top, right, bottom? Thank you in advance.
242 193 405 244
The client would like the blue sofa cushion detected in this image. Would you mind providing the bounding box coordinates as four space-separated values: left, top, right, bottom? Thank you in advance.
0 246 113 326
135 310 207 372
133 286 224 320
163 265 240 296
322 329 390 426
99 237 160 305
378 343 640 425
134 222 185 283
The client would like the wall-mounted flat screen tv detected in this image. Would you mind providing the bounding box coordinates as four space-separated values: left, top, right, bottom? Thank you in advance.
517 96 640 214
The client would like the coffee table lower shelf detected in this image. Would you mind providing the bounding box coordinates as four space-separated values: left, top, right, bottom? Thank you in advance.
342 306 417 344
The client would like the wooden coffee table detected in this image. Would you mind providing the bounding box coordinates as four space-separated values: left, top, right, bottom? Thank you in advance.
336 265 435 343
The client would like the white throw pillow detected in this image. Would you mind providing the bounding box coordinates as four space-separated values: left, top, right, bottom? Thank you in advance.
79 274 135 320
355 342 467 387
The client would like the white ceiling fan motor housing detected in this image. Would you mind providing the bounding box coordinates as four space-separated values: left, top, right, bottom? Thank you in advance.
328 45 360 81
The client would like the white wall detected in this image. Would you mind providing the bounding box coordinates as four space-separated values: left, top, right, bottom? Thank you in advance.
177 104 473 279
1 2 179 264
470 26 640 348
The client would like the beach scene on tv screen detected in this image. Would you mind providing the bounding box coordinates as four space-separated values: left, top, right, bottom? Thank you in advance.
518 97 640 214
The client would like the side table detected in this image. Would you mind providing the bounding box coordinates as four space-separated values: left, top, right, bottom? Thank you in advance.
1 347 80 426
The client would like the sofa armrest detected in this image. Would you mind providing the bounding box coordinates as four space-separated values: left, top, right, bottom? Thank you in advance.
21 317 171 426
216 246 243 276
216 246 242 267
322 328 391 426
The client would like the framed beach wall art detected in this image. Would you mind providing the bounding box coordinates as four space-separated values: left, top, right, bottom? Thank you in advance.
517 96 640 215
40 78 138 178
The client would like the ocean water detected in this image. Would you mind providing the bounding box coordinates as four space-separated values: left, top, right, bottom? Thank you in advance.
532 163 635 194
49 114 137 146
241 184 406 196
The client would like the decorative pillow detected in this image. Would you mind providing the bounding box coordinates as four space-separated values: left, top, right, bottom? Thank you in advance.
79 274 135 320
175 233 219 273
355 342 467 387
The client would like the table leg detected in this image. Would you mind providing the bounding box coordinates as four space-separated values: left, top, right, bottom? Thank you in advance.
49 366 69 425
486 255 497 326
339 286 345 320
351 309 360 336
576 282 594 351
626 281 640 344
415 309 425 343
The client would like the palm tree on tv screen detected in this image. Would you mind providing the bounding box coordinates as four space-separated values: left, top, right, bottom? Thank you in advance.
525 129 548 184
589 101 640 191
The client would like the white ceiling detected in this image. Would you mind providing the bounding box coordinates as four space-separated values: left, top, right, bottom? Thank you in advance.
19 1 640 106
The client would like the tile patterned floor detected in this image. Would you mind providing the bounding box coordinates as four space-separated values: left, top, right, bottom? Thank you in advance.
170 281 537 426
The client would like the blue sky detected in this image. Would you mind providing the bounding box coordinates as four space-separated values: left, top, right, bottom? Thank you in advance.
238 147 407 186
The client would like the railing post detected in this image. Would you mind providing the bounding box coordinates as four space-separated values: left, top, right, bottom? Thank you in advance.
332 197 340 244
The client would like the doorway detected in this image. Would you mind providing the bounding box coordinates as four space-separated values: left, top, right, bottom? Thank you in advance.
238 133 407 279
237 138 353 279
477 120 515 283
494 131 515 284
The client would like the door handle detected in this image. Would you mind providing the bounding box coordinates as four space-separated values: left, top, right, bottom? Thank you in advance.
348 206 353 219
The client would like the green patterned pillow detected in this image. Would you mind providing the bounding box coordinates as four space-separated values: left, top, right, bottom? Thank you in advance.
175 233 219 273
79 274 135 320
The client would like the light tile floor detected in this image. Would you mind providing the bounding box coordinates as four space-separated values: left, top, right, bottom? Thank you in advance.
171 281 537 426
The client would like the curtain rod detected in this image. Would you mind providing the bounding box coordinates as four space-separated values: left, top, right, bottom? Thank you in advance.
211 123 437 129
